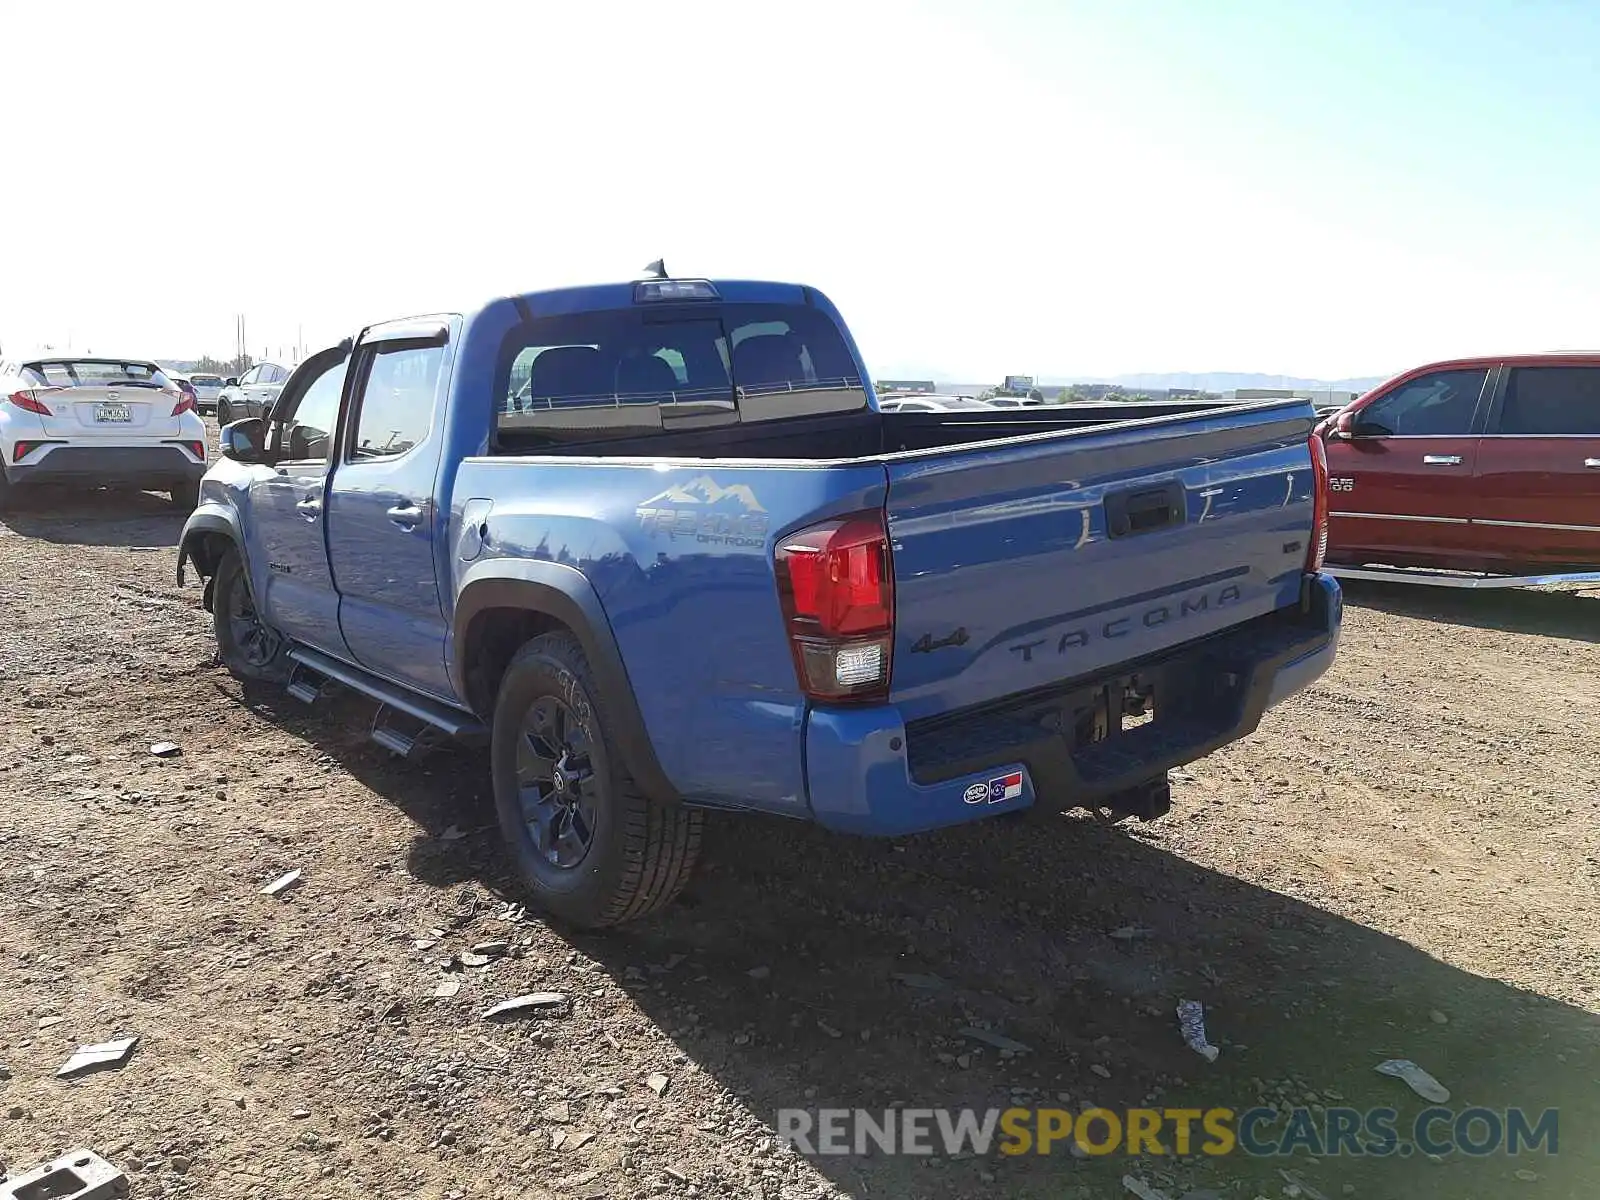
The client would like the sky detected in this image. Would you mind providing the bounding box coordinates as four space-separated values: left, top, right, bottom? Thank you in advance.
4 0 1600 382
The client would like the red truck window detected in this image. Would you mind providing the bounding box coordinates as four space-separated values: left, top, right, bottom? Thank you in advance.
1500 366 1600 435
1357 369 1487 436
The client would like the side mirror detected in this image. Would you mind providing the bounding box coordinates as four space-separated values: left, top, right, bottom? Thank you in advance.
220 416 267 463
225 377 239 388
1328 411 1355 440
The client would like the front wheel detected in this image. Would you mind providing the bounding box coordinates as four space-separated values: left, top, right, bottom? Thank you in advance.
217 398 232 426
490 632 702 928
212 547 291 682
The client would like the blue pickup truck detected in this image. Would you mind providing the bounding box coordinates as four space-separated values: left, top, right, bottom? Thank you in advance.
177 276 1341 927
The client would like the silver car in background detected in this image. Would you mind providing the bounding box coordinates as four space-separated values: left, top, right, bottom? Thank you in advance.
215 361 292 425
186 372 226 414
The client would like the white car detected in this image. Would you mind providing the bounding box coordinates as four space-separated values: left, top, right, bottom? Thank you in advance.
0 356 208 510
186 372 226 414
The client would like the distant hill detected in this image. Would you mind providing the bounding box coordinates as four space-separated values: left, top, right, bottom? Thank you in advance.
1087 371 1386 394
936 371 1386 396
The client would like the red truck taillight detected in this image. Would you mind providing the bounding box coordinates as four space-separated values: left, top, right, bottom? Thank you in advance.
774 510 895 703
1307 433 1329 573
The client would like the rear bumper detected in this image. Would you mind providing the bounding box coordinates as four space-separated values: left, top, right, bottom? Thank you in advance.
6 444 206 488
803 573 1342 836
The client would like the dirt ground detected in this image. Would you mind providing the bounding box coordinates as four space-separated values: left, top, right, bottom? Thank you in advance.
1 480 1597 1200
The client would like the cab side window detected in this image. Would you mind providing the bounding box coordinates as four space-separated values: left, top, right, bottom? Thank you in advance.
1356 368 1487 437
1499 366 1600 436
348 345 444 460
278 360 348 462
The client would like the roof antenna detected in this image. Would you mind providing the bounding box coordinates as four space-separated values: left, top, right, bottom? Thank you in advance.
642 258 667 280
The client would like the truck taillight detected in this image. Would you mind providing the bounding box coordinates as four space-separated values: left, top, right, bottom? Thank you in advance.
1307 433 1329 573
7 389 52 416
774 510 894 703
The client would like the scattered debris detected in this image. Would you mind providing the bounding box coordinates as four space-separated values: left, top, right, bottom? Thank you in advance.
1374 1058 1449 1103
6 1105 22 1120
149 742 181 758
291 1108 312 1119
1514 1168 1539 1181
1109 925 1152 941
471 940 510 957
746 965 771 981
817 1019 843 1039
414 938 437 950
542 1101 572 1124
664 1166 690 1183
483 992 567 1020
564 1130 596 1152
1177 999 1221 1062
38 1016 65 1030
1122 1176 1175 1200
1090 1063 1112 1079
557 1168 599 1189
958 1027 1031 1054
260 869 302 897
56 1037 138 1079
1279 1168 1329 1200
439 825 467 841
1429 1009 1450 1025
891 972 948 991
0 1148 126 1200
646 1072 670 1096
457 952 492 969
432 977 462 999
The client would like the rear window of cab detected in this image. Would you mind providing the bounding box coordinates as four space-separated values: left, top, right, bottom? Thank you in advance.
495 303 865 445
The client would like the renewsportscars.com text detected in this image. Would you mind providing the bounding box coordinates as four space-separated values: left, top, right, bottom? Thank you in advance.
777 1106 1559 1159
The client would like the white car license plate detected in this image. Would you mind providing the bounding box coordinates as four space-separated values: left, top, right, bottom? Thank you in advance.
95 403 132 423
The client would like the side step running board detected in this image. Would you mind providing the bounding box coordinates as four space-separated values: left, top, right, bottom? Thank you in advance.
285 661 330 705
286 646 488 741
1326 565 1600 590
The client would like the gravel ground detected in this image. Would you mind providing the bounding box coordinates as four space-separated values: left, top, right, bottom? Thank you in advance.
0 480 1597 1200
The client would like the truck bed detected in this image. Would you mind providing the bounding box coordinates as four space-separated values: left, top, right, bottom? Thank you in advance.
491 399 1247 462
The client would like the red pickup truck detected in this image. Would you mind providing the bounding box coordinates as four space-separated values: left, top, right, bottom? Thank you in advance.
1320 353 1600 585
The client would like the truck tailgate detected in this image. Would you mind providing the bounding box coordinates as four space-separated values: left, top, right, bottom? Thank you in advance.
884 401 1318 722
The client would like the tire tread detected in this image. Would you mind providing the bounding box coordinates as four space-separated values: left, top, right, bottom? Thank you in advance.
504 633 701 926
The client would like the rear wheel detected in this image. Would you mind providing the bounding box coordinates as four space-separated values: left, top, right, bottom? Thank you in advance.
490 632 702 929
0 466 11 513
217 398 233 426
212 547 291 682
170 482 200 509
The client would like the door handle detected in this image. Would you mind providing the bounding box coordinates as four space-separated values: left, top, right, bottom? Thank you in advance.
1585 458 1600 470
295 497 322 521
387 503 424 530
1422 455 1462 466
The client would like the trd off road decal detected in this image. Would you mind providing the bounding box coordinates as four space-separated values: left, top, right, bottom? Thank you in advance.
636 475 770 548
